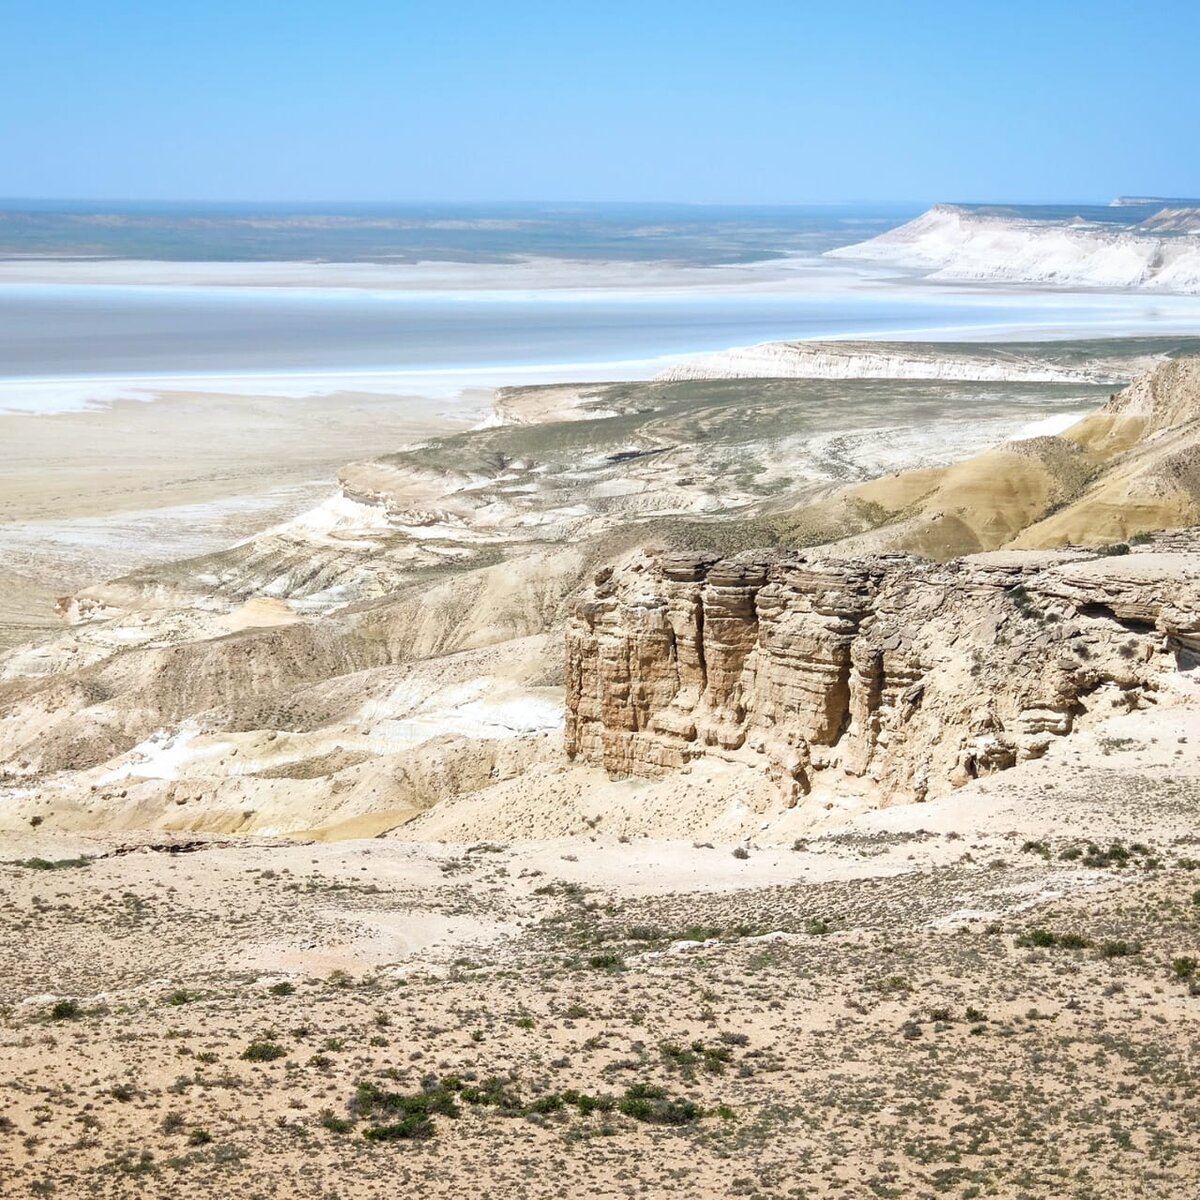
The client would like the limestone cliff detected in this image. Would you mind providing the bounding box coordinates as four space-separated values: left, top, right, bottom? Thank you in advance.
566 541 1200 806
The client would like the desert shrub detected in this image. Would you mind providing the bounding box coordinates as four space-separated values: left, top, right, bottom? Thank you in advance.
241 1042 287 1062
618 1083 702 1125
568 1091 616 1116
353 1079 460 1119
10 857 91 871
319 1110 353 1134
1017 928 1092 950
160 1112 186 1134
362 1114 434 1141
1058 932 1093 950
586 952 624 971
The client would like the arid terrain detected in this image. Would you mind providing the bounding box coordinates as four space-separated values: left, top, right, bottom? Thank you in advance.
2 705 1199 1198
2 338 1199 1198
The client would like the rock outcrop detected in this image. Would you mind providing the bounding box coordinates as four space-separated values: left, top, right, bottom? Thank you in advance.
828 203 1200 294
566 543 1200 806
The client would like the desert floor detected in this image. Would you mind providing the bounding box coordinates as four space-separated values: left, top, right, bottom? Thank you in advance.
3 728 1198 1199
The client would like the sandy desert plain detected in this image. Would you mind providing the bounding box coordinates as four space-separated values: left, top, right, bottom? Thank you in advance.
3 208 1200 1199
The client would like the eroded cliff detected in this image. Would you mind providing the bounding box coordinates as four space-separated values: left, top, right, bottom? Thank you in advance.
566 539 1200 806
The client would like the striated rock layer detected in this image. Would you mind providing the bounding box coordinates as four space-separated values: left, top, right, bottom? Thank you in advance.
566 542 1200 806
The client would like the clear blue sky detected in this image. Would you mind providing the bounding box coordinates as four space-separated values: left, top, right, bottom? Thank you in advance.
3 0 1197 204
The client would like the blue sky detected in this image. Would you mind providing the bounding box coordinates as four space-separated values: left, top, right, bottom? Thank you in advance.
3 0 1197 204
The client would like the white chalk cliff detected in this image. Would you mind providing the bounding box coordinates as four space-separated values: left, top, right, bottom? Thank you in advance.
828 204 1200 294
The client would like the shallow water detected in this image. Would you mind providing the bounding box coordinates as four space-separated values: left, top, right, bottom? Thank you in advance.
5 279 1200 401
3 201 1200 411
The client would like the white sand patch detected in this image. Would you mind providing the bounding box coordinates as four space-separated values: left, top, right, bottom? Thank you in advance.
1011 412 1089 439
94 726 214 785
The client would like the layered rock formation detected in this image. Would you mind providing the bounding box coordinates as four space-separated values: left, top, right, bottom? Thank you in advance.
566 541 1200 806
828 203 1200 293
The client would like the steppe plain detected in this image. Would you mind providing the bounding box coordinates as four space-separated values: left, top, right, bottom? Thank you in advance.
2 332 1200 1199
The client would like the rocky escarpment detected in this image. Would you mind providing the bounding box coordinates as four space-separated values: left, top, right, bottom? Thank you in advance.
828 204 1200 294
566 542 1200 807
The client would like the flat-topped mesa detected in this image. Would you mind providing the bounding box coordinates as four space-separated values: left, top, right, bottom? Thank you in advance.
565 544 1200 808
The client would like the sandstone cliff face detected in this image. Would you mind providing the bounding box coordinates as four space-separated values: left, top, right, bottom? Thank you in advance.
566 542 1200 806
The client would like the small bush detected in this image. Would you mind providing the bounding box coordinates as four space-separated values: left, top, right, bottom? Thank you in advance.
1017 928 1092 951
1058 932 1093 950
618 1083 702 1126
50 999 82 1021
241 1042 287 1062
362 1115 434 1141
586 953 624 972
10 856 91 871
160 1112 186 1135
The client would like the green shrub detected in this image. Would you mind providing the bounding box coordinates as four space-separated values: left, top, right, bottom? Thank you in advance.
10 856 91 871
618 1083 702 1126
362 1114 434 1141
1058 932 1093 950
241 1042 287 1062
352 1079 460 1120
586 952 624 971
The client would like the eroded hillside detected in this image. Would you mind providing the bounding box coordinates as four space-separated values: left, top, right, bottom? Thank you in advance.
2 346 1200 840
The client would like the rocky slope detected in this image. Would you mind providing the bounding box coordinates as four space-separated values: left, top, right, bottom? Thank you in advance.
3 355 1199 840
811 356 1200 559
566 541 1200 807
829 204 1200 293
